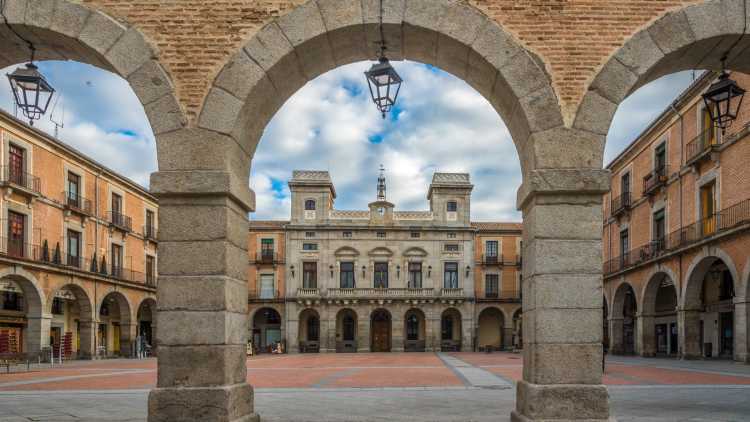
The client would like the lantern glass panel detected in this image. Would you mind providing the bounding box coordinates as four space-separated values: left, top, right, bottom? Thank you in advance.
365 58 402 117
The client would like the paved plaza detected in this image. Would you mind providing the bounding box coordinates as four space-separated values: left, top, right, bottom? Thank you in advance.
0 352 749 421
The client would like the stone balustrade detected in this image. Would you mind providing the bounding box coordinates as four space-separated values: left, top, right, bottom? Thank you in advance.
293 287 469 299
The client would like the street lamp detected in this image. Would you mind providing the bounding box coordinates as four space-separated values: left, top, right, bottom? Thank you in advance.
702 60 745 134
7 63 55 125
364 0 402 118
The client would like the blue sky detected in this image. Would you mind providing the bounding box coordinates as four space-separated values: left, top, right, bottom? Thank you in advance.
1 61 698 221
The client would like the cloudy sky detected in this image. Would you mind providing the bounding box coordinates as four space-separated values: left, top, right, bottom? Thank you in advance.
1 61 698 222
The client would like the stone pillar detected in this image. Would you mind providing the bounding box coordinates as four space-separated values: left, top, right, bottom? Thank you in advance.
392 314 404 352
678 308 702 359
461 315 472 352
358 314 370 352
25 314 52 355
511 170 610 422
733 300 748 363
78 320 96 359
327 309 337 353
147 165 258 421
318 307 330 353
637 313 656 357
120 323 137 358
432 315 442 351
287 313 299 354
503 326 514 350
425 311 435 352
608 317 624 354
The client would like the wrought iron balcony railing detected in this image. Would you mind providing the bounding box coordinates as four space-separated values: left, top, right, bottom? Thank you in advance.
686 127 720 165
610 192 631 217
643 166 668 196
108 211 132 232
0 166 41 195
62 191 93 215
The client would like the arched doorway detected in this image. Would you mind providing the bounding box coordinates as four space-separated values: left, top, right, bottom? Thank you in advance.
298 308 320 353
98 292 132 358
251 307 282 353
370 309 391 353
137 298 156 357
0 275 44 354
440 308 462 352
642 273 678 357
404 309 426 352
683 256 737 359
49 284 94 359
512 308 523 350
612 283 637 355
335 308 358 353
477 307 504 351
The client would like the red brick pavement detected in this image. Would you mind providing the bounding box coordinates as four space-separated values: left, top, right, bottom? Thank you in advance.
1 352 748 391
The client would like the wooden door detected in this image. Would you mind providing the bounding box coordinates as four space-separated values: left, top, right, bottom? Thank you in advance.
700 182 716 235
8 144 24 185
371 313 390 352
7 211 25 257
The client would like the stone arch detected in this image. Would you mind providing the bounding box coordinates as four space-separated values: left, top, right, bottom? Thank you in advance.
402 246 428 257
577 0 750 138
440 307 462 351
97 291 134 357
136 297 157 353
334 246 360 257
298 307 321 352
641 270 678 316
0 269 45 353
251 306 283 353
335 307 358 353
404 308 426 352
48 283 94 322
611 281 638 355
97 291 134 325
477 306 505 351
683 248 740 309
370 307 392 352
201 0 567 177
1 0 185 136
0 267 44 317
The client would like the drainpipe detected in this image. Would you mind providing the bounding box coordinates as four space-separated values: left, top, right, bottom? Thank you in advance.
670 101 684 343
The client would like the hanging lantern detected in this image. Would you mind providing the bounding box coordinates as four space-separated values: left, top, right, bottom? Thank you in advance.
6 62 55 126
365 56 402 119
702 70 745 133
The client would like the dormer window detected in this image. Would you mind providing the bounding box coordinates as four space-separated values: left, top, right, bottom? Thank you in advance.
305 200 316 210
446 201 457 212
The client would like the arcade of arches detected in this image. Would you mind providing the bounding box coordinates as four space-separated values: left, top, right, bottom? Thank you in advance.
4 1 750 422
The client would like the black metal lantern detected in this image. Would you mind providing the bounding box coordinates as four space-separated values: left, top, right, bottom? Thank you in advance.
702 68 745 133
365 55 402 119
7 62 55 126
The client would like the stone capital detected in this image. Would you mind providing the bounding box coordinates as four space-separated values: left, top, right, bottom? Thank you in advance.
150 171 255 212
517 168 610 210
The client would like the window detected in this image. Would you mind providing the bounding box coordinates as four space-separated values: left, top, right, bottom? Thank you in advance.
406 314 419 341
447 232 456 239
305 232 315 238
444 262 458 289
377 231 386 238
259 274 275 299
655 143 666 173
111 243 123 278
342 231 352 238
302 243 318 251
304 200 316 210
410 232 420 238
485 240 498 258
2 291 23 311
485 274 499 298
446 201 457 212
146 255 156 285
653 209 666 250
619 229 629 264
307 316 320 341
7 211 25 258
67 229 81 268
52 297 64 315
444 244 459 252
67 172 81 208
111 193 123 214
145 209 155 238
700 181 717 235
343 315 356 341
374 262 388 288
408 262 422 289
303 262 317 289
340 262 355 288
8 143 25 186
621 172 631 196
261 238 274 258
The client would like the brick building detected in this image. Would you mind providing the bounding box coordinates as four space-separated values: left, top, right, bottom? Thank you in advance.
248 170 522 353
0 110 157 359
603 71 750 362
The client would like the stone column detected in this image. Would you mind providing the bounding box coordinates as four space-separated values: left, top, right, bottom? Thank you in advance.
147 164 258 422
392 314 404 352
461 314 472 352
608 317 624 354
503 325 514 350
120 323 137 358
318 307 330 353
358 313 370 352
78 320 96 359
733 299 748 363
637 313 656 357
425 310 435 352
511 170 610 422
25 314 51 356
327 308 337 353
678 308 702 359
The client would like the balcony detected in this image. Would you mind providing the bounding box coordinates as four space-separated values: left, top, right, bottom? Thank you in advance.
108 211 132 232
480 254 500 265
62 191 93 215
686 128 720 166
327 288 435 299
610 192 631 217
143 225 158 241
477 289 521 302
479 254 520 266
255 251 282 264
440 288 464 298
0 237 40 260
296 288 321 298
249 289 282 301
642 166 668 196
0 166 41 197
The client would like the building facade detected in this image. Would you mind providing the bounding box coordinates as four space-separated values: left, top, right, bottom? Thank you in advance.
0 111 158 359
248 170 522 353
603 71 750 363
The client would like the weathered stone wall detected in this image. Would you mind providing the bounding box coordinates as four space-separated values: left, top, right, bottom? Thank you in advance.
76 0 702 123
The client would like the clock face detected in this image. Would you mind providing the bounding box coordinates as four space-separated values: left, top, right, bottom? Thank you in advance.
378 207 385 216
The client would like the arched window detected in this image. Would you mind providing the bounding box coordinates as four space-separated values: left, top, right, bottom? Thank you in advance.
446 201 457 212
307 316 319 342
441 315 453 340
304 200 316 211
343 315 355 341
406 314 419 341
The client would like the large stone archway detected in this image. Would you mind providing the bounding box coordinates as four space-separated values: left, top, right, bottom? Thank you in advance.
639 272 679 357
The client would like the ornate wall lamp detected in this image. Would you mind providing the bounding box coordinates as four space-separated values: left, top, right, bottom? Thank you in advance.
396 265 400 279
329 264 334 278
465 265 471 278
427 265 432 278
290 265 295 278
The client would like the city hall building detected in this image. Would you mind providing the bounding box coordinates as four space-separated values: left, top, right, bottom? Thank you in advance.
603 71 750 363
248 170 522 353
